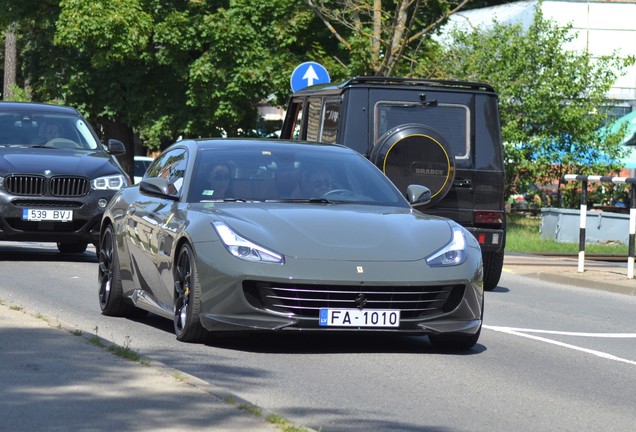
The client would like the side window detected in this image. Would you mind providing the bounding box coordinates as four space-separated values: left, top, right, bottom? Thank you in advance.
288 101 304 140
146 148 188 196
320 100 340 144
375 102 470 160
306 98 322 141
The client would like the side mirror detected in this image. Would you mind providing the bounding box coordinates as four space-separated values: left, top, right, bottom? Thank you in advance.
406 184 432 205
107 139 126 155
139 177 179 200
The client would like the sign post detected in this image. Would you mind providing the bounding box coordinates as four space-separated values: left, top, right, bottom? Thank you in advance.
290 62 330 92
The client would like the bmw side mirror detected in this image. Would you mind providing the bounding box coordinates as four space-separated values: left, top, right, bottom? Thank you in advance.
406 184 432 204
107 139 126 155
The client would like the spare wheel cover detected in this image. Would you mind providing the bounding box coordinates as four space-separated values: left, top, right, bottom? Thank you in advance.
375 125 455 207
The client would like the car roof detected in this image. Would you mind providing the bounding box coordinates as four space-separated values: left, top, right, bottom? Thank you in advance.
0 101 81 115
291 76 497 96
183 138 351 153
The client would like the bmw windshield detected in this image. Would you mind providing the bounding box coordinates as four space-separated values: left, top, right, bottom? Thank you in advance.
0 111 101 150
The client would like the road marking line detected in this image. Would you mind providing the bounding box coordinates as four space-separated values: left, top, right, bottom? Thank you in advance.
483 325 636 366
484 326 636 338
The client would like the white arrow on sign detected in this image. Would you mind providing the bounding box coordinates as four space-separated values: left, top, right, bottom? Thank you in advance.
302 65 319 87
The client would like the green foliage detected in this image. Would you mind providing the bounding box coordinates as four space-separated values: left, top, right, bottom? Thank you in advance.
434 5 634 203
5 0 332 153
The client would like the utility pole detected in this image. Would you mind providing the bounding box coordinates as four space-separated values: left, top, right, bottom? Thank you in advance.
3 22 17 100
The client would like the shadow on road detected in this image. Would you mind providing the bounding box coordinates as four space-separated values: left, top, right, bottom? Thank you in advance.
0 242 97 263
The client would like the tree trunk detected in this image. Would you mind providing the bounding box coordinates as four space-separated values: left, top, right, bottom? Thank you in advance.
3 23 17 100
100 117 135 181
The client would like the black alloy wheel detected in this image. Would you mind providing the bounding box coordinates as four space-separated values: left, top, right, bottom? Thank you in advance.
173 243 207 343
98 225 141 317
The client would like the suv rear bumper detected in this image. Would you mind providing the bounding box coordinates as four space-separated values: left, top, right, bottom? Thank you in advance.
466 227 505 253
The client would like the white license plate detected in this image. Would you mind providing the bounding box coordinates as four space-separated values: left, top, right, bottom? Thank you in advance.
22 209 73 222
319 308 400 328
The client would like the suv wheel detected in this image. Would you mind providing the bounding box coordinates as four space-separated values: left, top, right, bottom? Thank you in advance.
483 251 504 291
372 124 455 207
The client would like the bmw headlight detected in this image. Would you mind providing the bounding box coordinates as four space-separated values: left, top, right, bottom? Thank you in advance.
213 221 284 264
91 174 127 191
426 226 468 267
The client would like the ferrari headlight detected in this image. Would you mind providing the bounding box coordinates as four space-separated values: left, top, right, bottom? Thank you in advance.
426 226 468 267
91 174 127 191
213 221 284 264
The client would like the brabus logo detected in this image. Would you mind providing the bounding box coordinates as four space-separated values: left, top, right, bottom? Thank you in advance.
415 168 445 176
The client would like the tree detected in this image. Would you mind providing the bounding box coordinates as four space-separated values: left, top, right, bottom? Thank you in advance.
304 0 472 77
434 7 634 205
3 22 16 100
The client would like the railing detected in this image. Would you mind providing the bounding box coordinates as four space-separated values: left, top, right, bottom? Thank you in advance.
561 174 636 278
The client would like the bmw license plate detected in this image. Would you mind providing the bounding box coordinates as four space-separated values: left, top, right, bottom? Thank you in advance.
319 308 400 328
23 209 73 222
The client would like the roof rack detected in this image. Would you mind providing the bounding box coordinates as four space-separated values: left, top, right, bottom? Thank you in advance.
340 76 496 93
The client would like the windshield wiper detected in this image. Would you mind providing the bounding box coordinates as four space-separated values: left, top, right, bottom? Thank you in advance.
266 198 335 204
200 198 257 203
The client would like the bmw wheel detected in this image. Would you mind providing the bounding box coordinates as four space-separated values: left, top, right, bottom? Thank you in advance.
174 243 207 343
57 242 88 254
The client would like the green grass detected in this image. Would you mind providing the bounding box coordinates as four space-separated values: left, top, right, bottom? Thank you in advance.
506 213 629 255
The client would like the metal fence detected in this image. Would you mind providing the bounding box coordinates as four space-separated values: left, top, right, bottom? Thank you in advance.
561 174 636 278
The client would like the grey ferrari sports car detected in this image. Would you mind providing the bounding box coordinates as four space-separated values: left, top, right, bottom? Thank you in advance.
98 138 484 350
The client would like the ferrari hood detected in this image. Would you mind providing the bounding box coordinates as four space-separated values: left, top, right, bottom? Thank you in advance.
0 147 121 179
212 204 455 261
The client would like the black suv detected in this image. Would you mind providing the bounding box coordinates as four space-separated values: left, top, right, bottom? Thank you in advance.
0 102 129 253
280 77 506 290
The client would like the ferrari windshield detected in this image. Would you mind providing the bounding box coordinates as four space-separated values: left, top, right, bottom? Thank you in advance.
188 144 410 207
0 111 101 150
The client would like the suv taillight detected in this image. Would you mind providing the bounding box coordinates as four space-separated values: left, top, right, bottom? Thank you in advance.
475 211 504 225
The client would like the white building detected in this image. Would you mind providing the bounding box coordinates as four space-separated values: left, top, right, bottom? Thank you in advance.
443 0 636 116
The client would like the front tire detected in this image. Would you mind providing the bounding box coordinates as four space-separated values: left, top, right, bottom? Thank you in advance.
98 225 140 317
428 327 481 351
173 243 207 343
429 294 484 351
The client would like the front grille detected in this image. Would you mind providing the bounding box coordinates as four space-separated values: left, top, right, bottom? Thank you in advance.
5 175 45 196
244 281 465 319
50 177 89 196
4 175 89 197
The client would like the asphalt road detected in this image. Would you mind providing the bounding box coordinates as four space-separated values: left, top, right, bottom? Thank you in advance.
1 242 635 431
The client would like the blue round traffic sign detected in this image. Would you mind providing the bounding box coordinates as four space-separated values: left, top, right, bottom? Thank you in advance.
290 62 330 92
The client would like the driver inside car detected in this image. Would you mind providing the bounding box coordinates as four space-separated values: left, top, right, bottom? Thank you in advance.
293 165 333 198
